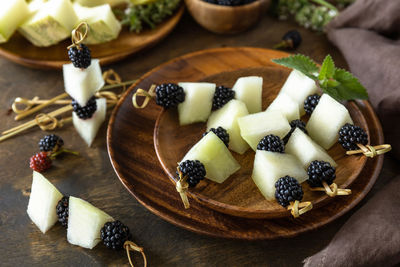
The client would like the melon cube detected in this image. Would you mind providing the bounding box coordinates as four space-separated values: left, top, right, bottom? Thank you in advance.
279 70 318 115
252 150 308 200
266 93 300 122
181 132 240 183
286 128 337 169
73 3 121 44
177 82 216 126
67 196 113 249
0 0 30 43
27 171 63 234
73 98 107 147
63 59 105 107
18 0 78 47
306 94 354 149
238 110 291 151
232 76 262 113
207 99 249 154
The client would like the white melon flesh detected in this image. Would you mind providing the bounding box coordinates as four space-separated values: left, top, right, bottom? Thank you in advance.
279 70 318 115
63 59 105 107
18 0 78 47
252 150 308 200
67 196 113 249
266 93 300 122
306 94 354 149
73 4 121 44
238 110 291 151
73 0 127 7
0 0 29 43
181 132 240 183
286 128 337 169
177 82 216 126
73 98 106 146
27 171 63 234
207 99 249 154
232 76 262 113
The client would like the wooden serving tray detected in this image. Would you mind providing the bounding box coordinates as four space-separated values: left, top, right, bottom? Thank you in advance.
107 47 384 239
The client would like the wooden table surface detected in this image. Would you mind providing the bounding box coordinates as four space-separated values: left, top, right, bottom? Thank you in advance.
1 11 398 267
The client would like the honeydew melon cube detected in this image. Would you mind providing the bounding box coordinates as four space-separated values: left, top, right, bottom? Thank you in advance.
232 76 262 113
0 0 30 43
27 171 63 234
266 93 300 122
73 0 127 7
63 59 105 107
18 0 78 47
177 82 216 126
238 110 291 151
252 150 308 200
73 98 106 146
67 196 113 249
286 128 337 169
73 3 121 44
207 99 249 154
182 132 240 183
306 94 353 149
279 70 318 115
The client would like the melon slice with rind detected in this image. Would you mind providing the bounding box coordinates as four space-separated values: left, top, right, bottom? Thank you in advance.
266 93 300 122
286 128 337 169
252 150 308 200
177 82 216 126
181 132 240 183
207 99 249 154
232 76 262 113
73 98 106 147
0 0 30 43
63 59 105 107
67 196 113 249
306 94 354 150
27 171 63 234
238 110 291 151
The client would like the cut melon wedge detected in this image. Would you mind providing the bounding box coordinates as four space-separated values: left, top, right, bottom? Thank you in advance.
73 3 121 44
181 132 240 183
73 0 128 7
279 70 318 115
207 99 249 154
306 94 354 149
238 110 291 151
286 128 337 169
232 76 262 113
252 150 308 200
27 171 63 234
266 93 300 122
67 196 113 249
73 98 106 146
63 59 105 107
0 0 30 43
177 82 216 126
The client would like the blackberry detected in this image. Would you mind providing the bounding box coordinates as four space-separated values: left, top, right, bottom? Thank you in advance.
283 119 308 144
257 134 284 153
275 30 302 50
203 127 229 147
338 123 368 151
155 83 185 109
307 160 336 188
39 134 64 152
178 160 206 188
56 196 69 228
68 44 91 69
30 152 52 172
212 86 235 110
304 94 321 115
71 96 97 119
275 176 304 207
101 220 131 250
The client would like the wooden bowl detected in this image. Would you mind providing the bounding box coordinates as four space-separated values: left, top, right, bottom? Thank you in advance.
184 0 270 34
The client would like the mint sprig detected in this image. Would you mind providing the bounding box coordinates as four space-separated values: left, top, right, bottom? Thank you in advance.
272 54 368 101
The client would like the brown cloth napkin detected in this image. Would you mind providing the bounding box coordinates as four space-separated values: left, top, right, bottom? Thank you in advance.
304 0 400 266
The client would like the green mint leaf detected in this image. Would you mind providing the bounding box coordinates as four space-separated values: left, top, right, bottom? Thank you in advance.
318 54 335 80
272 54 319 80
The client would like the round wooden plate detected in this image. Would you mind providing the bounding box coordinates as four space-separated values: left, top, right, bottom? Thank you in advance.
107 47 384 239
0 6 184 69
